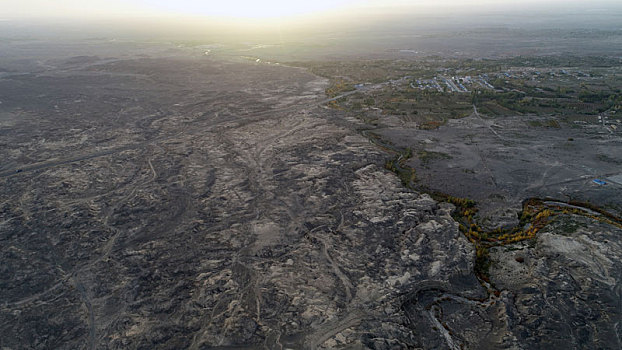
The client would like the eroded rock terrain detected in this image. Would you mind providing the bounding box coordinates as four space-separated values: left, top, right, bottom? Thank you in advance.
1 45 621 349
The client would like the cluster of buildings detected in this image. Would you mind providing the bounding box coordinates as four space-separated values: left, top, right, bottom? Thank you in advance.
490 68 589 81
410 75 495 93
410 67 594 94
575 114 621 134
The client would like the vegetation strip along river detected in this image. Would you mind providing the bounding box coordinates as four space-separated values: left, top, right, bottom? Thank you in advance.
361 130 622 286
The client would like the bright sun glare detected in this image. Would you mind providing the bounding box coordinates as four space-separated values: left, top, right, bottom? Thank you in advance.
4 1 584 20
142 0 357 19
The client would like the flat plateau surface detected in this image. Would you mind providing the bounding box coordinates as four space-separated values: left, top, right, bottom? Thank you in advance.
377 109 622 223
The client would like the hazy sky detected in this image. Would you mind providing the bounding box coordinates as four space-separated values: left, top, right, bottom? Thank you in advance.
2 0 620 19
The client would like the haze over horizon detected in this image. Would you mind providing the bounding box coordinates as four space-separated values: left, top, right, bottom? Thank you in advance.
0 0 620 45
2 0 621 20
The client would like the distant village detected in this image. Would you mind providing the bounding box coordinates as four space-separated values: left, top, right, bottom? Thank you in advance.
411 75 493 93
410 68 592 94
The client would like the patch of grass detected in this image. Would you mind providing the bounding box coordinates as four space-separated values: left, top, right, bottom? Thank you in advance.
384 148 416 186
325 79 356 98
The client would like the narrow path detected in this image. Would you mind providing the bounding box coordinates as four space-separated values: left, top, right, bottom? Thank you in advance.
74 277 96 350
527 171 620 191
473 104 504 141
427 306 460 350
304 309 366 350
0 144 139 178
148 159 157 180
316 235 353 302
472 139 499 190
0 278 69 308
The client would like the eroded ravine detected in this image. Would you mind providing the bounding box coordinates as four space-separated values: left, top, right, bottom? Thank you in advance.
362 116 622 348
